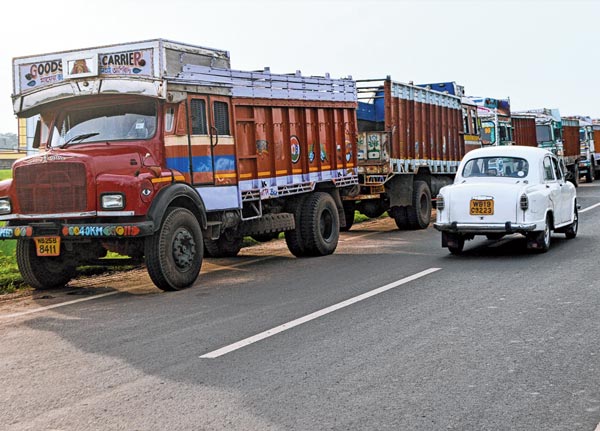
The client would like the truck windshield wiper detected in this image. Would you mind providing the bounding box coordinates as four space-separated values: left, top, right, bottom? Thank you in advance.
61 132 100 148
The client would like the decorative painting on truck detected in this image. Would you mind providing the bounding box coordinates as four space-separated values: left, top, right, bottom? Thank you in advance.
18 49 154 91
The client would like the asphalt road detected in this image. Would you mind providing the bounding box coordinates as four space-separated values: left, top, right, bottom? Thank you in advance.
1 182 600 431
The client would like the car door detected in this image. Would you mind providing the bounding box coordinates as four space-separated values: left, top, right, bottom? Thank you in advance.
553 156 572 224
543 156 562 223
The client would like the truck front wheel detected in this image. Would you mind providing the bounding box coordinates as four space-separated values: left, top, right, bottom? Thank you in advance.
16 240 77 290
145 207 203 291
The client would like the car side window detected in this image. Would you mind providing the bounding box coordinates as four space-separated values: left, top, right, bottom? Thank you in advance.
543 157 555 181
551 157 563 181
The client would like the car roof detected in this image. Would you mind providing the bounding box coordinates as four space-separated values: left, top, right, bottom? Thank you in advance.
463 146 552 161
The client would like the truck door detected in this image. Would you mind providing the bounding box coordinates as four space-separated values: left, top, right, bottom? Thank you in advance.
188 95 235 185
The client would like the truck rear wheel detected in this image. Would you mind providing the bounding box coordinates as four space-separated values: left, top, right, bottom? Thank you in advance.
203 229 243 257
340 201 356 232
390 205 409 230
407 181 432 229
16 240 77 290
145 207 203 291
301 192 340 256
285 195 309 257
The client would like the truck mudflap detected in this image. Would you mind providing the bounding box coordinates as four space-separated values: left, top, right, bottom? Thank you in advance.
0 221 155 240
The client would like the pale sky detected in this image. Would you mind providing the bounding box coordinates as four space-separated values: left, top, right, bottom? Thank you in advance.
0 0 598 134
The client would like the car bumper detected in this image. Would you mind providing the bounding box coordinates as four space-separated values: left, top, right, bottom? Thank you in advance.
433 221 537 234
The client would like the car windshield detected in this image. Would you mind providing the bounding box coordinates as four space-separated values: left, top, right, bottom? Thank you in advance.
462 156 529 178
51 100 157 147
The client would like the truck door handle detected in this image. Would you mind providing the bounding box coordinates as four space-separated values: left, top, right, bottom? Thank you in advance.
210 126 219 147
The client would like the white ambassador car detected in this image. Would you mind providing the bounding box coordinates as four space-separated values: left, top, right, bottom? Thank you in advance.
433 146 578 254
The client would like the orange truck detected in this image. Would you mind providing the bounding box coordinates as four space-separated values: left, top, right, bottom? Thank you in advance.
346 77 464 230
3 39 358 291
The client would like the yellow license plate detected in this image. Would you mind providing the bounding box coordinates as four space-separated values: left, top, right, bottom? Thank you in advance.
34 237 61 257
470 199 494 215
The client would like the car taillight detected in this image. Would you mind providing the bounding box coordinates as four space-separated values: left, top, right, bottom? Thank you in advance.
436 194 445 211
520 194 529 210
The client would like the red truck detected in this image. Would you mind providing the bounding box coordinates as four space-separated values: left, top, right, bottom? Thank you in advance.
346 78 464 230
2 39 358 291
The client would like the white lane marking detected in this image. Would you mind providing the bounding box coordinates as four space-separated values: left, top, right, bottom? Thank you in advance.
580 202 600 213
595 422 600 431
0 291 120 319
200 267 442 359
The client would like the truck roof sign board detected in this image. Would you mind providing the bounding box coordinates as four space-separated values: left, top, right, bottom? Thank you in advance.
13 39 230 104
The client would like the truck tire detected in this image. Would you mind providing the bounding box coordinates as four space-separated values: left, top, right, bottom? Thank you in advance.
251 232 279 242
340 201 356 232
360 199 386 219
203 229 243 257
585 163 595 183
569 165 580 188
145 207 203 291
390 205 409 230
406 181 432 229
285 195 309 257
16 240 77 290
301 192 340 256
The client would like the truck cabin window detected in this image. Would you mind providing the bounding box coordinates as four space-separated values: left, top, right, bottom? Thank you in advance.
480 122 495 145
536 125 552 144
51 100 157 147
462 157 529 178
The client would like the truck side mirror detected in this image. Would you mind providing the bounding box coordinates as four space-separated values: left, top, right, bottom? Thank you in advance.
32 119 41 149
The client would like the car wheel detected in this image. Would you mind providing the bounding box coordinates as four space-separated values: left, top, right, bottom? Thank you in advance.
528 215 551 253
446 234 465 255
565 206 578 239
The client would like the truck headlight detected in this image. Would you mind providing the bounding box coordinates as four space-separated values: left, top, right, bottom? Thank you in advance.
0 198 11 215
101 194 125 210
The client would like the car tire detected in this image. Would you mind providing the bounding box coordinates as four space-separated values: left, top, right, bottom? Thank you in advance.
446 234 465 255
528 215 551 253
564 206 578 239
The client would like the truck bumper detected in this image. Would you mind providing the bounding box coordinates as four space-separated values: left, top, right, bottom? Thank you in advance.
433 221 537 234
0 221 155 240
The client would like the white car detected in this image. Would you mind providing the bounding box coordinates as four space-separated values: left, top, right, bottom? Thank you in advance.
433 146 578 254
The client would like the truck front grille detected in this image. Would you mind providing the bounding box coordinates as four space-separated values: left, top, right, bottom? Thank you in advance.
15 163 88 214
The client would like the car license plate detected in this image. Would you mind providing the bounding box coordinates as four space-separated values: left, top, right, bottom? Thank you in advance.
470 199 494 215
34 237 61 257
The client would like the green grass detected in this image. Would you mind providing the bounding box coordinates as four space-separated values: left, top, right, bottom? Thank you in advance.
0 169 11 180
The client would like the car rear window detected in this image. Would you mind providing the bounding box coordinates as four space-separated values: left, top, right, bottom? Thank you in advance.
462 157 529 178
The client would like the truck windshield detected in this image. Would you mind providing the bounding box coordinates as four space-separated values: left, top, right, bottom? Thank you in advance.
480 122 495 145
462 156 529 178
51 100 157 147
536 125 552 144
